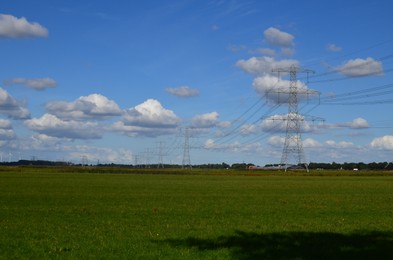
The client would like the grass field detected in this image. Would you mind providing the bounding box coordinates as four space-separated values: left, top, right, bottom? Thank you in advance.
1 167 393 259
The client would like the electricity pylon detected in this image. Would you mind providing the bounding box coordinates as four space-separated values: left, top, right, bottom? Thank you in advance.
182 128 192 169
156 141 165 168
272 65 317 171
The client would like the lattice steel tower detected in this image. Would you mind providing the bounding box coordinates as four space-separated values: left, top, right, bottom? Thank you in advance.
272 65 315 170
182 128 192 169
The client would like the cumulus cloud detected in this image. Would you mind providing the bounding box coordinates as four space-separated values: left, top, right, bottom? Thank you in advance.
123 99 180 128
25 114 103 139
261 113 315 133
46 93 122 120
166 86 199 98
191 112 219 128
327 43 342 52
348 117 369 129
267 135 285 147
303 138 321 148
264 27 294 47
13 134 72 153
111 121 177 137
329 117 370 129
325 140 354 148
236 56 299 76
370 136 393 150
0 88 30 119
268 136 320 149
114 99 180 137
4 77 57 90
0 14 48 38
240 124 258 135
32 133 69 144
0 119 12 129
218 121 231 128
0 119 15 139
252 73 318 104
338 57 383 77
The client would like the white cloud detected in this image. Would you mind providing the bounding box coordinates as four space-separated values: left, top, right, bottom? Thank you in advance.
370 136 393 150
303 138 321 148
0 14 48 38
268 136 320 149
32 133 69 144
4 77 57 90
325 140 354 148
240 124 258 135
114 99 180 137
261 113 315 133
0 119 15 140
111 121 178 137
46 93 122 120
267 135 285 147
123 99 180 128
338 57 383 77
191 112 219 128
261 114 287 132
327 43 342 52
166 86 199 98
253 74 318 104
218 121 231 128
264 27 294 47
236 56 299 76
0 119 12 129
348 117 369 129
25 114 103 139
0 88 30 119
329 117 370 129
14 134 71 153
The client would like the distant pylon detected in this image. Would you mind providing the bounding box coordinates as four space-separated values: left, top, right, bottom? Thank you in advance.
157 141 165 168
134 155 140 168
272 65 314 171
182 128 192 169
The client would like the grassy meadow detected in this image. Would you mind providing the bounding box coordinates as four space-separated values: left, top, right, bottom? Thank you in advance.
1 167 393 259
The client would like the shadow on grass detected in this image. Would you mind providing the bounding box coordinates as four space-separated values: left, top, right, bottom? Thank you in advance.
162 230 393 259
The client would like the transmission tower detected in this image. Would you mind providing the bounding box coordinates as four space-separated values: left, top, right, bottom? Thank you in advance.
143 148 152 168
134 155 140 168
182 128 192 169
156 141 166 168
272 65 315 171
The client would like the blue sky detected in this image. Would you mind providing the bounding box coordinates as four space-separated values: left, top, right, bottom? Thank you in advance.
1 0 393 165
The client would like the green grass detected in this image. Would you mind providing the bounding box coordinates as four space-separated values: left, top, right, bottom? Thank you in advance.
1 168 393 259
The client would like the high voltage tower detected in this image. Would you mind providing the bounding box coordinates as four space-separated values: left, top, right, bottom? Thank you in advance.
182 128 192 169
156 141 166 168
272 65 321 171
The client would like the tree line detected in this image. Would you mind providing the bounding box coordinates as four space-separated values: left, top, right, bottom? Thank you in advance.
0 160 392 170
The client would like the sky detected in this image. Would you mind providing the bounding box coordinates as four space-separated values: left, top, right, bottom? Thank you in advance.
1 0 393 166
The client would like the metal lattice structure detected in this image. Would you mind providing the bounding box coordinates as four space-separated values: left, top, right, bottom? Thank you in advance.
182 128 192 169
272 65 315 171
157 141 165 168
